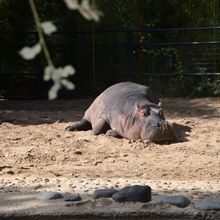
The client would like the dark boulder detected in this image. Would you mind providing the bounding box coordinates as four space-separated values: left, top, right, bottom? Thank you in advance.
112 185 151 203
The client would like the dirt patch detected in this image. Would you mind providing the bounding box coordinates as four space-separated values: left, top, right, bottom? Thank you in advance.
0 98 220 218
0 98 220 181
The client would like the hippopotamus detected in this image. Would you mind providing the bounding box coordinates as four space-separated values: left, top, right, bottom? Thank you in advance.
66 82 176 143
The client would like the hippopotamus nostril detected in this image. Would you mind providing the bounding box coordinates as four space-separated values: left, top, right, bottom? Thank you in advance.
152 122 161 127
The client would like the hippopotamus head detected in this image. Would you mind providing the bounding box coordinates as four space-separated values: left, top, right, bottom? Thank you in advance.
135 102 176 143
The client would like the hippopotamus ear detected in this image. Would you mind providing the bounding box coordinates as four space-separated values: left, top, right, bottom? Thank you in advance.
159 108 165 118
135 103 149 117
158 101 162 107
157 102 164 118
139 108 148 117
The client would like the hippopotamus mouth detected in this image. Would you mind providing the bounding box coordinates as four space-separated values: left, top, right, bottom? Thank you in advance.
141 113 176 143
146 121 176 143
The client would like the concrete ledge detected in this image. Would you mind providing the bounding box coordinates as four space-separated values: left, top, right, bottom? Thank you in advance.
0 191 219 220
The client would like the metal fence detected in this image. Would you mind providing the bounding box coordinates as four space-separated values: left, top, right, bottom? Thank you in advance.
1 26 220 98
48 26 220 78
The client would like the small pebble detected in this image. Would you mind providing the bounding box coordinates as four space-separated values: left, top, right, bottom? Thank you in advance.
33 184 43 190
44 178 49 182
64 194 81 202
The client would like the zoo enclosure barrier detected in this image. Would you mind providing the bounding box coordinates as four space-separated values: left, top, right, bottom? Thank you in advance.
1 26 220 98
48 26 220 78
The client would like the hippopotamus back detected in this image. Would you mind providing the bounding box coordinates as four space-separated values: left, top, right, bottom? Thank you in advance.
85 82 158 125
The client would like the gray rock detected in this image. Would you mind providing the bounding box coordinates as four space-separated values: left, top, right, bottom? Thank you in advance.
93 188 118 199
64 194 81 202
194 197 220 210
152 195 190 208
36 192 63 200
112 185 151 203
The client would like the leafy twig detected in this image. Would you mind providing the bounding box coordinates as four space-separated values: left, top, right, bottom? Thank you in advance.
19 0 101 99
28 0 54 67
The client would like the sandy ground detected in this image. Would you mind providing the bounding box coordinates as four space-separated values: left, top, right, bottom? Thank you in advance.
0 97 220 218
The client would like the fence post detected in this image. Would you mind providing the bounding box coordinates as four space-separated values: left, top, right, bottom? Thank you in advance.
35 32 43 98
127 30 133 79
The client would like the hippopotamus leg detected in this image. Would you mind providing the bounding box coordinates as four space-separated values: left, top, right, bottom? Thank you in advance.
92 118 110 135
106 129 122 138
65 118 92 131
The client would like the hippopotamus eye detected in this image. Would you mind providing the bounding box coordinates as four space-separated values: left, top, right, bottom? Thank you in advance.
135 103 150 117
140 108 149 117
159 109 164 118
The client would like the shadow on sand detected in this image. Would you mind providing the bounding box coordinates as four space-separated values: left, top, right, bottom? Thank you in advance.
172 123 191 143
1 97 218 126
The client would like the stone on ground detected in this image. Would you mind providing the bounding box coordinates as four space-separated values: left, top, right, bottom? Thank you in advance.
152 195 190 208
112 185 151 203
93 188 118 199
194 197 220 211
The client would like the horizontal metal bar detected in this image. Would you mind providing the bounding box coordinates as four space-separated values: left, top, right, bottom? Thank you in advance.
53 26 220 34
134 72 220 76
2 26 220 35
1 71 220 76
133 41 220 46
3 41 220 49
46 41 220 48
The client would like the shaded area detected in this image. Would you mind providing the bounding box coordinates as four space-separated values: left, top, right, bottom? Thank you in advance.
162 97 220 118
0 97 219 126
0 182 219 219
173 123 191 143
0 99 92 112
0 99 92 125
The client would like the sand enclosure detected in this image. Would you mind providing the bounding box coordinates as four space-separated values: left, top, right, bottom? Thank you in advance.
0 98 220 218
0 97 220 180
